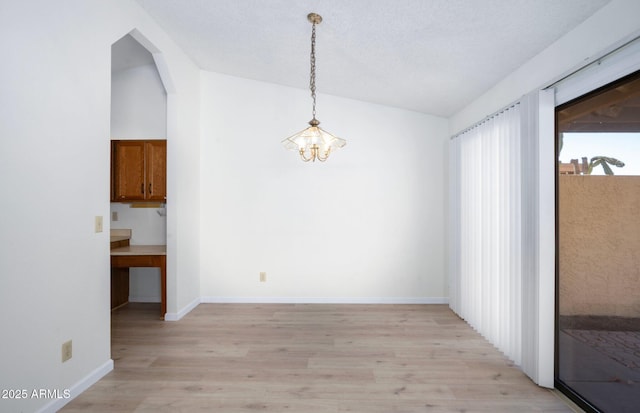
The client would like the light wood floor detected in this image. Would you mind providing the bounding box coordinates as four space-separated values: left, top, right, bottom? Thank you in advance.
62 303 577 412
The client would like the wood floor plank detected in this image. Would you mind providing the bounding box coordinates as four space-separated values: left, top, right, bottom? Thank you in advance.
60 303 576 412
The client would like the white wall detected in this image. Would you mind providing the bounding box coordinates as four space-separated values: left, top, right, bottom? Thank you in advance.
200 72 449 302
111 62 167 302
0 1 200 412
111 63 167 137
451 0 640 134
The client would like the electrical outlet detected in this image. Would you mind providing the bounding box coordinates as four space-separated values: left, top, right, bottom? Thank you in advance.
259 272 266 282
94 216 103 233
112 211 118 221
61 340 72 363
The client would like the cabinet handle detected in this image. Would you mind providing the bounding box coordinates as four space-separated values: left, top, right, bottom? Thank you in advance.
149 183 152 194
141 183 144 194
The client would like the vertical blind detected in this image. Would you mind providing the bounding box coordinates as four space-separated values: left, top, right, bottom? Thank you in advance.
449 103 522 365
449 90 555 387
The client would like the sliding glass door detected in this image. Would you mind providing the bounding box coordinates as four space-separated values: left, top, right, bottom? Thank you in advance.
556 71 640 413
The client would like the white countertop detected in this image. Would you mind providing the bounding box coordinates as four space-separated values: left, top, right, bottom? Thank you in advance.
110 228 132 243
110 245 166 256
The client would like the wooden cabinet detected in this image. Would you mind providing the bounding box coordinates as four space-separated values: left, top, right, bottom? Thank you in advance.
111 140 166 202
111 267 129 310
110 238 130 310
144 141 167 201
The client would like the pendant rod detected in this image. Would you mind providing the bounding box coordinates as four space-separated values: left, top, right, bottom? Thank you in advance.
308 13 322 124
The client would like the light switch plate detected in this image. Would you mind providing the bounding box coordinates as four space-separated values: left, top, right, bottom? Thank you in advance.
62 340 72 362
95 216 103 233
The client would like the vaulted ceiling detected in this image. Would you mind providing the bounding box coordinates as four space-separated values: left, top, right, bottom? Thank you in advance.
134 0 611 117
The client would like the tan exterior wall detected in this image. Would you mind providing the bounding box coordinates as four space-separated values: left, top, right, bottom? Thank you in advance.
559 175 640 317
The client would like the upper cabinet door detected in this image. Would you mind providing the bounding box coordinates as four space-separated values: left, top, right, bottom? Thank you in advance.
145 140 167 201
112 140 146 201
111 140 167 202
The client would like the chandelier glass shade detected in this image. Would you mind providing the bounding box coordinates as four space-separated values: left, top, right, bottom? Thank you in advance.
281 13 346 162
282 119 346 162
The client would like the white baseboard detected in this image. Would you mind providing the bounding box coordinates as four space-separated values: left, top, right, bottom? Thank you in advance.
163 296 447 321
128 295 161 303
201 296 449 305
164 296 201 321
37 359 113 413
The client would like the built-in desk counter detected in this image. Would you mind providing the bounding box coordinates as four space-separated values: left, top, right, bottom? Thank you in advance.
111 245 166 320
110 229 131 250
110 245 166 256
110 235 131 243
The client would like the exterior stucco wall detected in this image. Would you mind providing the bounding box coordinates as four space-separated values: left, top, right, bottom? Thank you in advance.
559 175 640 317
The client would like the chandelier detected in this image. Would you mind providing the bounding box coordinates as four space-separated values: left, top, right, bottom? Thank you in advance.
281 13 346 162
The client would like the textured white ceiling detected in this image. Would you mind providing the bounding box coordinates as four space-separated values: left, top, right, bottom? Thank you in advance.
134 0 610 117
